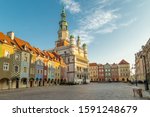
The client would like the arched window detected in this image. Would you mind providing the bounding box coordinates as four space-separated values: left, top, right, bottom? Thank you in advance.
15 65 19 73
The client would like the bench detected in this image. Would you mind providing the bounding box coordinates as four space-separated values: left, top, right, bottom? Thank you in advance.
132 87 143 98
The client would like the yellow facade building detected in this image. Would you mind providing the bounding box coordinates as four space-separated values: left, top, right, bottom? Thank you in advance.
118 59 130 82
89 63 98 82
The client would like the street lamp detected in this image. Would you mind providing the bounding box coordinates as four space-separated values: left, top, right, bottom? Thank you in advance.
132 64 137 86
142 55 149 90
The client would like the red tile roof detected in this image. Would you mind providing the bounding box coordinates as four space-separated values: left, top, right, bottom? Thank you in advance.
14 37 35 52
119 59 129 65
0 31 66 64
89 63 97 66
0 32 16 47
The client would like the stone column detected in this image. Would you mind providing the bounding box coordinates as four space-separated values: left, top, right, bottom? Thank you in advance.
26 79 29 88
9 80 12 90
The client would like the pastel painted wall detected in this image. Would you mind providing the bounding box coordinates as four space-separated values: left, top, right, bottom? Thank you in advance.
20 52 30 79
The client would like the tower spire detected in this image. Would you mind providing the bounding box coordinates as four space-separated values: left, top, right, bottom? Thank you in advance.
61 6 66 21
58 6 69 40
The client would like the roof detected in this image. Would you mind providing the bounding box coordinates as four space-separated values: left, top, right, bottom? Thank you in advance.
98 64 103 66
0 32 16 47
119 59 129 65
33 47 45 57
89 63 97 66
111 63 117 66
0 31 66 65
14 37 34 52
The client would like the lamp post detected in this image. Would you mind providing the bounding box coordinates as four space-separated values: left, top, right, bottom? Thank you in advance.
132 64 137 86
142 55 149 90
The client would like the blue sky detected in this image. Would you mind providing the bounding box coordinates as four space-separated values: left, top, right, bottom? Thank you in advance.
0 0 150 66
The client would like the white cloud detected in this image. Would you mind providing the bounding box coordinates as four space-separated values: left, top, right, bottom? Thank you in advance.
120 18 137 27
80 10 118 31
60 0 81 14
97 0 109 4
72 30 94 44
69 0 137 45
95 18 137 34
72 7 119 44
96 24 118 34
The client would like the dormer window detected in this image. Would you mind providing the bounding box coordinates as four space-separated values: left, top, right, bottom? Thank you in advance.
22 45 27 50
4 39 7 43
15 54 20 61
4 50 10 58
24 45 27 50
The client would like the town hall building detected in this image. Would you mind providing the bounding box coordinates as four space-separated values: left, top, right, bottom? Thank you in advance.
52 8 90 84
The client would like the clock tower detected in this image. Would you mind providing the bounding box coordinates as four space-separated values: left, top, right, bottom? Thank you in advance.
56 7 70 47
53 8 90 84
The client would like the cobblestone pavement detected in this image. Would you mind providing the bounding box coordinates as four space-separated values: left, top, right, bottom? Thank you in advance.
0 83 150 100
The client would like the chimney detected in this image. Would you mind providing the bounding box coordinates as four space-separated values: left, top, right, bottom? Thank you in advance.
7 31 15 40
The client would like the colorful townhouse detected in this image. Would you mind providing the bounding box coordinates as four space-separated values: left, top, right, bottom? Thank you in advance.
14 37 31 88
43 51 49 86
89 63 98 82
98 64 105 82
47 52 55 84
0 32 15 89
8 32 22 89
34 47 44 86
53 52 67 84
104 63 111 81
52 52 61 84
29 49 36 87
111 63 119 81
118 59 130 82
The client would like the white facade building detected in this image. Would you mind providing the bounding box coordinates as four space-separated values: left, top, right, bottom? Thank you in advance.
52 8 89 84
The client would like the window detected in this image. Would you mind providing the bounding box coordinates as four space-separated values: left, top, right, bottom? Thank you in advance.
3 63 9 71
15 54 20 61
41 70 43 74
59 33 62 38
37 61 40 65
30 68 34 74
24 56 28 61
31 58 34 63
68 58 70 63
14 66 19 73
5 51 10 58
23 67 27 73
44 70 47 75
